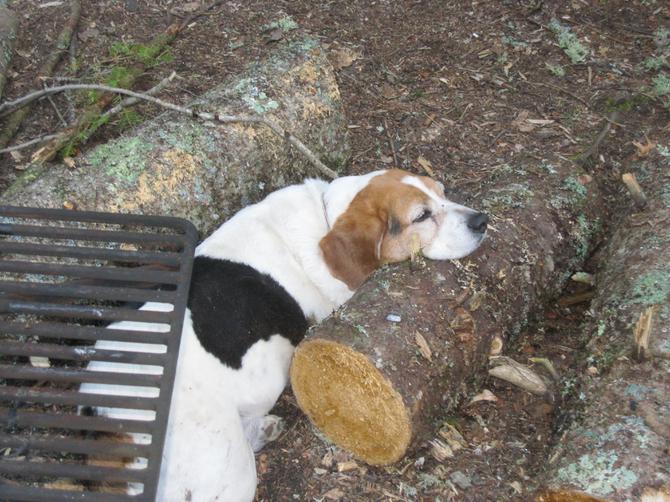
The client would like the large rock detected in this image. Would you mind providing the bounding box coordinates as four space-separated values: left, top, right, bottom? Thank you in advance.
1 35 349 236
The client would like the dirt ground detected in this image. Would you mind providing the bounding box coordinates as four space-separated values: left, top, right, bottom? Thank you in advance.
2 0 669 501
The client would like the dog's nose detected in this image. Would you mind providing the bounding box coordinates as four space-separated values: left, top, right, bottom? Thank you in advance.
467 212 489 234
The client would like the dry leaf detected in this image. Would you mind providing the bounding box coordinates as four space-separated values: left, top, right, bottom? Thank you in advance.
415 331 432 361
438 424 466 451
29 356 51 368
63 156 76 169
468 389 498 405
632 138 656 157
451 307 476 344
489 335 503 356
323 488 345 500
417 156 435 177
489 356 548 396
330 47 361 70
337 460 358 472
429 439 454 462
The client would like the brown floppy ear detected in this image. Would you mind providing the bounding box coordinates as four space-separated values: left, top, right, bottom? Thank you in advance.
319 212 386 290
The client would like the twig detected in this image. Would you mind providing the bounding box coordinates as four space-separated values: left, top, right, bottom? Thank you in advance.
46 90 68 127
0 81 338 180
527 81 590 108
0 134 61 155
0 0 81 149
176 0 227 32
99 71 177 121
576 110 619 165
383 119 398 167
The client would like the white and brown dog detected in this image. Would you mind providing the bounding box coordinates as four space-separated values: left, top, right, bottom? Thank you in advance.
80 169 488 501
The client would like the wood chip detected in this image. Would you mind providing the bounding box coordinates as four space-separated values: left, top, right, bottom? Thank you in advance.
337 460 358 472
468 389 498 405
489 335 503 356
417 156 435 177
429 439 454 461
488 356 548 396
323 488 345 500
415 331 432 361
634 305 659 361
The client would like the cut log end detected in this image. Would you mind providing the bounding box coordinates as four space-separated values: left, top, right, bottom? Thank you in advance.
290 339 411 465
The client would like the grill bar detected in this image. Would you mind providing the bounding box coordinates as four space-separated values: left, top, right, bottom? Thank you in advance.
0 341 166 365
0 241 181 266
0 223 184 248
0 433 152 457
0 409 156 435
0 321 170 344
0 486 138 502
0 260 181 284
0 459 147 483
0 364 163 387
0 386 158 410
0 280 177 304
1 301 174 324
0 206 197 501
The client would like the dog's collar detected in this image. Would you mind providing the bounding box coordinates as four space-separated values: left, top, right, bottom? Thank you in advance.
322 193 331 231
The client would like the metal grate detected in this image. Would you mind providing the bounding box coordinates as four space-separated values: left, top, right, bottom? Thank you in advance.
0 206 198 501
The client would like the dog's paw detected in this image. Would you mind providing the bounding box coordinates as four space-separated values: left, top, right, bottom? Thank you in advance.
243 414 285 452
261 414 284 443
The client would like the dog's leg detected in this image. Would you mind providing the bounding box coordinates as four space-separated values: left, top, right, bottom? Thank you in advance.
241 414 285 452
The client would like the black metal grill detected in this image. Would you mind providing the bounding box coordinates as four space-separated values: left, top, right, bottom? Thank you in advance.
0 206 198 501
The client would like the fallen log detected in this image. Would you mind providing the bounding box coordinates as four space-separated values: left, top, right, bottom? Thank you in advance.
538 148 670 501
0 1 18 100
1 36 349 235
258 159 606 499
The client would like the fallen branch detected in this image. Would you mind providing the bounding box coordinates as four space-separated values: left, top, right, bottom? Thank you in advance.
0 80 338 179
0 0 81 149
0 133 60 155
29 0 227 162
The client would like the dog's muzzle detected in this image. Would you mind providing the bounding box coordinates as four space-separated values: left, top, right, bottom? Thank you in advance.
467 212 489 234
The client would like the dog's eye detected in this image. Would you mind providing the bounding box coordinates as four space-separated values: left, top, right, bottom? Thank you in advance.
413 209 432 223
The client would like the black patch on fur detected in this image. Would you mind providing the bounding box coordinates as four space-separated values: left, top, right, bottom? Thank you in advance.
388 216 402 235
187 257 308 369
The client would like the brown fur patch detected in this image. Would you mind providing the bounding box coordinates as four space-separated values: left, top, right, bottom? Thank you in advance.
320 170 434 289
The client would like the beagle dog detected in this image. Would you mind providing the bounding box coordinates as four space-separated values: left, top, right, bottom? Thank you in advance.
80 169 488 501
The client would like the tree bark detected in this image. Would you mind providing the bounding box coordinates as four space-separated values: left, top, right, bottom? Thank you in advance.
0 2 18 100
538 149 670 501
0 37 349 236
258 159 607 499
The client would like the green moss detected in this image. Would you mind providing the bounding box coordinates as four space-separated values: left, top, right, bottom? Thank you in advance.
88 136 152 183
482 183 534 214
109 40 174 67
549 19 589 64
629 270 670 305
550 175 588 210
555 451 637 496
262 15 299 32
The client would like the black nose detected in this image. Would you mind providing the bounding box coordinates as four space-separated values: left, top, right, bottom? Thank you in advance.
467 212 489 234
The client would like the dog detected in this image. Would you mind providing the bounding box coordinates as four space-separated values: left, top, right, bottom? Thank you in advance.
80 169 488 501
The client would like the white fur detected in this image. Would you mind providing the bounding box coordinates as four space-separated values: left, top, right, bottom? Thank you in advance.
401 175 485 260
81 171 484 501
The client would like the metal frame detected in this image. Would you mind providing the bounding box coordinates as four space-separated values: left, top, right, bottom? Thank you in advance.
0 206 198 501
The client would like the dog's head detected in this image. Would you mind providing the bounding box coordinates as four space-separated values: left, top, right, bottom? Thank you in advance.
320 169 488 290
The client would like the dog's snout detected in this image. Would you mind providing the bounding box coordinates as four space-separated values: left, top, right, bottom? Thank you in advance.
467 212 489 234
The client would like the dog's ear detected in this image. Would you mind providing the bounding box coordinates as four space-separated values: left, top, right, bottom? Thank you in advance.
319 211 385 290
